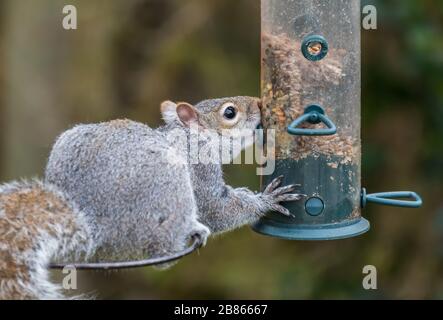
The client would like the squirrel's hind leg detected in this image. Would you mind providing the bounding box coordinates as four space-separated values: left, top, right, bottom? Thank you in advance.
146 205 210 270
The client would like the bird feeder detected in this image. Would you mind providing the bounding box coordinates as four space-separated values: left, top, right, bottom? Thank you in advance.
253 0 422 240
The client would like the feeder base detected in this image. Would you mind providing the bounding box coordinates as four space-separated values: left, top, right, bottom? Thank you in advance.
252 218 370 241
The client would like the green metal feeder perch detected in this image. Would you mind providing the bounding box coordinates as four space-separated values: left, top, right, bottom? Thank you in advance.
252 0 422 241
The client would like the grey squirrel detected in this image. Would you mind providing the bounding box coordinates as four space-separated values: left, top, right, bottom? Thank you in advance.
0 96 303 299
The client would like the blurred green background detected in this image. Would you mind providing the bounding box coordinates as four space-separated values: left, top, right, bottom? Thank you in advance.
0 0 442 299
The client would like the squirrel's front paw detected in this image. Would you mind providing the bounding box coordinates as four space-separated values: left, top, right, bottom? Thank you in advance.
190 222 211 247
261 175 306 217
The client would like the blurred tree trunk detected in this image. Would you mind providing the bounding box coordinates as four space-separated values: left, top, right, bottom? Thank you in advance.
1 0 138 180
111 0 216 122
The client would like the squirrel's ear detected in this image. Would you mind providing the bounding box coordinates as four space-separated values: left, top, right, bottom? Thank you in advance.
176 102 199 127
160 101 178 124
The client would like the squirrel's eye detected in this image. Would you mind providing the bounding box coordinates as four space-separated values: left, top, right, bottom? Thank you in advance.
223 106 237 120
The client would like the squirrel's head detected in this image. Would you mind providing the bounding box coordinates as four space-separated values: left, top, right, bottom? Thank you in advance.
161 97 261 160
160 96 261 132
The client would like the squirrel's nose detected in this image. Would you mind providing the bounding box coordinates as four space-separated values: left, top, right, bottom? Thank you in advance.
254 99 263 130
256 99 263 110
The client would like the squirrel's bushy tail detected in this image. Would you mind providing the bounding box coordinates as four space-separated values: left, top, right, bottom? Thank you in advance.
0 180 92 300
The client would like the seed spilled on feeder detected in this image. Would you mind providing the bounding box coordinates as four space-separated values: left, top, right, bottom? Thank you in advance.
261 32 360 167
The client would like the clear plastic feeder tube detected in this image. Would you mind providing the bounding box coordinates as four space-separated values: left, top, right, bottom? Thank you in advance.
253 0 369 240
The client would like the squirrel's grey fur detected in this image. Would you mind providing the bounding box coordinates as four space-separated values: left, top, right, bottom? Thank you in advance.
45 96 303 264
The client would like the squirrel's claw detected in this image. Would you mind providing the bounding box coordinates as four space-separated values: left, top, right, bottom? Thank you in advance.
276 193 306 202
271 184 298 196
263 175 284 194
270 204 292 217
190 223 210 247
262 177 304 218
